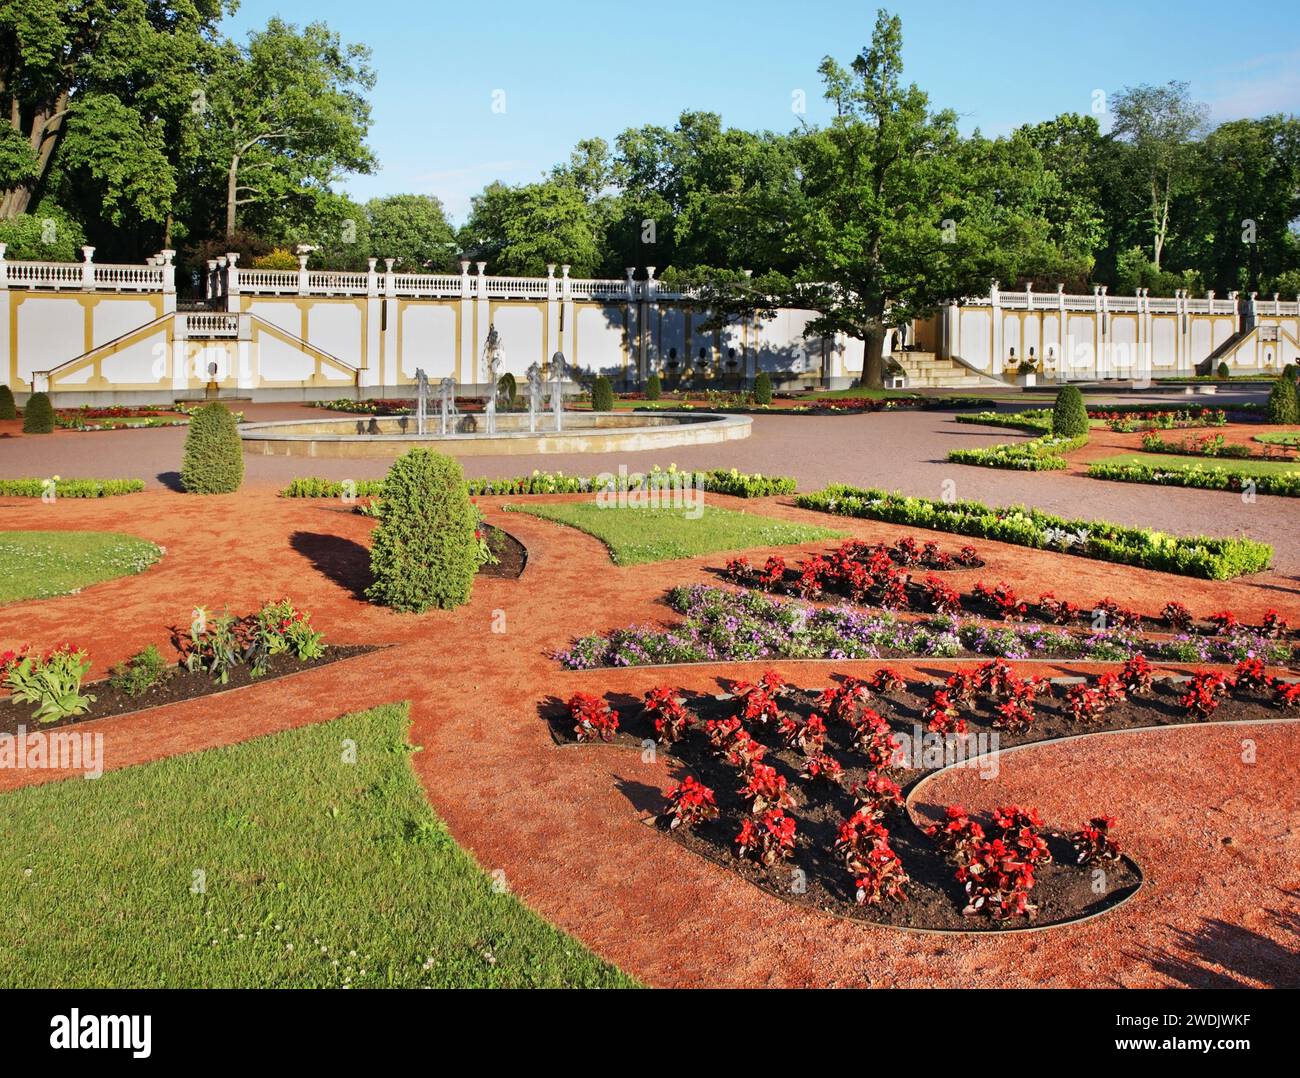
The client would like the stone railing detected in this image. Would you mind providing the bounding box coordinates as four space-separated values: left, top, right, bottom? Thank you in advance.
0 245 172 292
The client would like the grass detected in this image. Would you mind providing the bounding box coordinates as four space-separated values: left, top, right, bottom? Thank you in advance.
1092 451 1300 477
505 501 843 564
792 386 920 401
1255 431 1300 447
0 531 162 603
0 704 636 988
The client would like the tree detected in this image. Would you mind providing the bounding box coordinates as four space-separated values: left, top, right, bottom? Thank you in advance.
365 194 457 270
460 178 605 276
1109 82 1208 270
789 9 1049 387
199 18 375 239
180 402 244 493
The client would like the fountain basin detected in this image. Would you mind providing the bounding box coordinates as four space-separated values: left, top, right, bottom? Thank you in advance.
239 410 752 457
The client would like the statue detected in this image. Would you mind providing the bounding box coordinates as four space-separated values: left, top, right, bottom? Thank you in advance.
526 362 544 433
549 351 567 432
483 324 503 435
414 367 429 435
438 376 456 435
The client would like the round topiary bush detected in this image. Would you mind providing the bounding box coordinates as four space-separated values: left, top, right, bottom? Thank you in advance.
1267 375 1300 424
753 371 773 406
366 448 478 612
1217 361 1231 380
1051 384 1089 437
180 402 244 493
21 391 54 433
0 384 16 420
645 372 662 400
591 375 614 412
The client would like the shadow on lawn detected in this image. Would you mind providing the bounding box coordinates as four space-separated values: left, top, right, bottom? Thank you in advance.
1130 888 1300 988
290 530 372 600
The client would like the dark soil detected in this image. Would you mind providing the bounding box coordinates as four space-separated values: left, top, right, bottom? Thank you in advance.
478 523 527 579
541 677 1289 931
0 644 378 738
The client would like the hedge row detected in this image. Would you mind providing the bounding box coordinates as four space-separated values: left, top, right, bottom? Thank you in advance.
283 467 796 500
0 478 145 498
793 484 1273 579
947 432 1087 471
1088 460 1300 498
954 409 1053 434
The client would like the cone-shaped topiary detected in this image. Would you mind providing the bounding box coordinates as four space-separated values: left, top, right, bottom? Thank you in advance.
180 402 244 493
645 372 661 400
591 375 614 411
753 371 773 405
1051 385 1089 437
1267 375 1300 424
1217 361 1230 379
0 384 16 420
21 391 54 433
366 448 478 612
497 372 516 409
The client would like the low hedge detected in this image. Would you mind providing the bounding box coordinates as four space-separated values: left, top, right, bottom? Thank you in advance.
282 467 796 500
1087 460 1300 498
794 484 1273 579
0 478 145 498
947 432 1087 471
954 409 1053 434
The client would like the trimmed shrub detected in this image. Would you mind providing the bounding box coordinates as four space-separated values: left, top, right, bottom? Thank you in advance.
1217 361 1231 379
753 371 773 406
21 391 54 434
0 384 15 420
497 372 517 409
645 372 662 400
591 375 614 412
1267 376 1300 424
1051 385 1088 437
0 477 143 498
180 403 244 493
366 449 479 612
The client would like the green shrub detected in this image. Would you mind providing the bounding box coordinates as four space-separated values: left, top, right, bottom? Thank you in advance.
0 477 144 498
1088 459 1300 498
0 384 15 420
645 373 662 400
591 375 614 412
947 433 1087 470
1267 376 1300 424
955 409 1053 434
109 645 171 697
753 371 773 406
366 449 479 612
497 372 517 409
1051 385 1089 437
180 403 244 493
4 646 95 722
21 391 54 434
1217 361 1231 379
795 484 1273 580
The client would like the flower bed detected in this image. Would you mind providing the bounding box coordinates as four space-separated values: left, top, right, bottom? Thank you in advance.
793 486 1273 579
1087 459 1300 497
0 478 144 498
1088 407 1229 432
282 465 797 500
555 585 1295 669
947 433 1087 471
546 662 1292 930
1140 431 1294 461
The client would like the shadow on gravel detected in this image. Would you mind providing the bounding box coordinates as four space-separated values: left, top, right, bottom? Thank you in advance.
157 471 184 492
289 530 372 600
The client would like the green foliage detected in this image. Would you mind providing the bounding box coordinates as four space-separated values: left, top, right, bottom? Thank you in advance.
21 392 54 434
955 409 1054 433
1051 385 1089 436
0 384 15 420
590 375 614 411
645 373 662 400
1267 376 1300 424
0 207 88 261
251 248 300 270
753 370 773 405
948 433 1087 470
0 531 162 603
1088 459 1300 497
796 485 1273 579
1217 361 1231 379
0 477 143 498
5 647 95 723
108 646 171 697
366 449 479 612
180 403 244 494
366 193 457 270
497 371 517 408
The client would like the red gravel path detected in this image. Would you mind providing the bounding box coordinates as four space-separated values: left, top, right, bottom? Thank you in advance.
0 488 1296 987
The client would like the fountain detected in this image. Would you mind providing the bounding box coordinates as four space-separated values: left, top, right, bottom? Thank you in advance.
437 376 456 435
483 325 502 436
526 362 544 433
549 351 566 432
414 368 429 435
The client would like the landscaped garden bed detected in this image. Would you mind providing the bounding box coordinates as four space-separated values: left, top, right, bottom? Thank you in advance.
794 486 1273 578
0 531 162 603
1088 455 1300 496
547 662 1296 931
0 478 144 498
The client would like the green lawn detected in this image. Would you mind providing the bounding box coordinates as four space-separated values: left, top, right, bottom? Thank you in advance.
0 531 162 603
505 501 843 564
1255 431 1300 447
1093 451 1300 476
0 704 635 988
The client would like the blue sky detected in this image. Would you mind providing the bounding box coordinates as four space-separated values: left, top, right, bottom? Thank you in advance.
227 0 1300 222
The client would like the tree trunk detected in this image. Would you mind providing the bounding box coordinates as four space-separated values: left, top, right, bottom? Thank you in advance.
0 92 70 220
861 327 887 389
225 155 240 238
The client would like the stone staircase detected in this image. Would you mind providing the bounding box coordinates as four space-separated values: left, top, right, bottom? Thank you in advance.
892 350 1004 389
